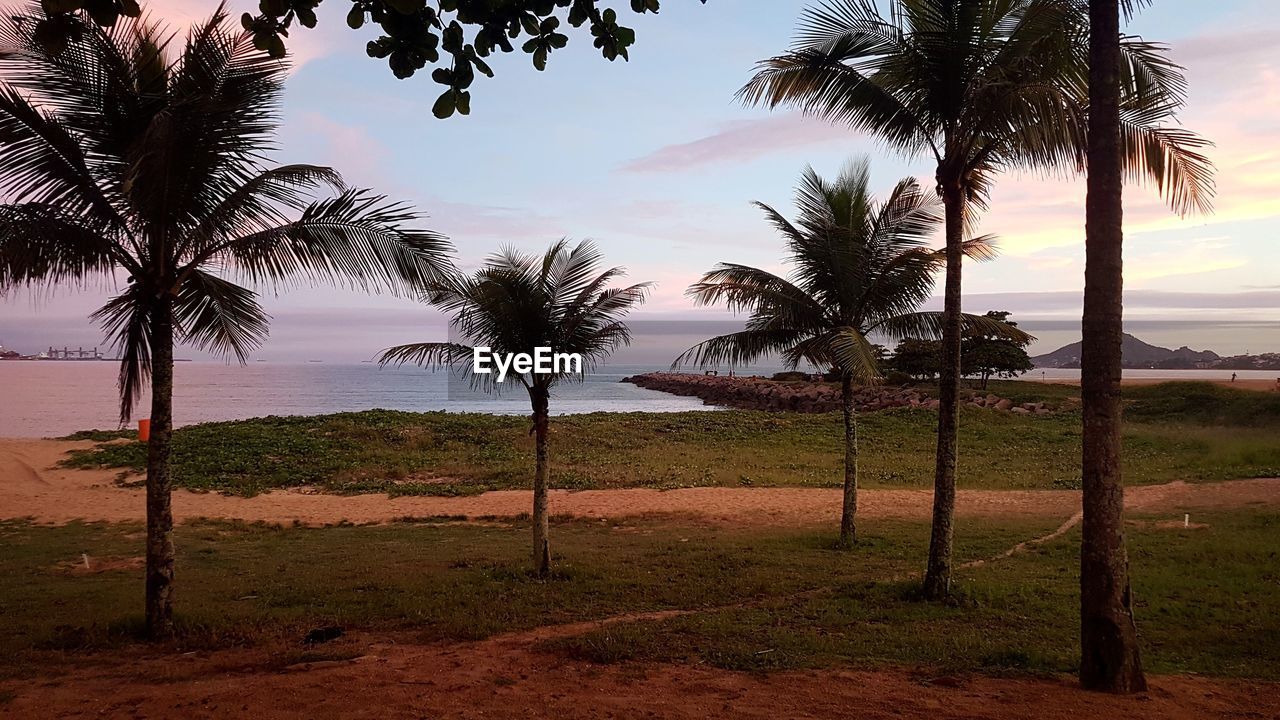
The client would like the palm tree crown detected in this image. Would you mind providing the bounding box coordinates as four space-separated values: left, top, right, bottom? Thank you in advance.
676 160 1024 377
0 3 448 419
739 0 1213 211
380 239 651 394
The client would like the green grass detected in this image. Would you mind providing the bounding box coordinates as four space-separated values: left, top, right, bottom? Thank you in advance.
1125 381 1280 427
1 510 1276 680
546 510 1280 678
59 380 1280 496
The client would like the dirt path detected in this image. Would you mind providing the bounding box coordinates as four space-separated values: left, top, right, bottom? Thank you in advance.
3 626 1276 719
3 438 1279 527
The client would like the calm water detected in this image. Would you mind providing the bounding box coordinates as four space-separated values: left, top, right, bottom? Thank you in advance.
0 362 720 437
2 362 1277 438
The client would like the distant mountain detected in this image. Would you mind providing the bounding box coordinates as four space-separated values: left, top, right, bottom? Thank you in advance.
1031 333 1220 369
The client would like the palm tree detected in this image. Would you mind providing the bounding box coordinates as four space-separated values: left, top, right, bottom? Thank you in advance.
739 0 1213 598
1078 0 1160 694
0 5 447 637
674 160 1026 547
380 239 650 576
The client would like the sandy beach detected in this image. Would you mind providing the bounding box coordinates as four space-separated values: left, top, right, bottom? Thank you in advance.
1042 377 1280 391
4 437 1278 527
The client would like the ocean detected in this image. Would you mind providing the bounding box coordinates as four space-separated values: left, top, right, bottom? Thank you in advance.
0 361 721 438
2 362 1277 438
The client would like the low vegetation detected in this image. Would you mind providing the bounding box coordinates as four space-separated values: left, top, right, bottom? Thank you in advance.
1 509 1275 679
1124 382 1280 427
59 381 1280 496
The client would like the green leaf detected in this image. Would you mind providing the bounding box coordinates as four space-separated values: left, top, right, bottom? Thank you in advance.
533 46 547 71
346 6 364 29
83 0 119 27
267 34 286 58
41 0 82 14
384 0 424 14
432 90 456 119
260 0 287 17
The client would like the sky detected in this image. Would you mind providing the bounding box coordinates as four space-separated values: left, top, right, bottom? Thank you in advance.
1 0 1278 361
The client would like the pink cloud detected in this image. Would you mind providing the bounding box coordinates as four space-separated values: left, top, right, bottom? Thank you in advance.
971 26 1280 265
143 0 338 71
621 113 863 173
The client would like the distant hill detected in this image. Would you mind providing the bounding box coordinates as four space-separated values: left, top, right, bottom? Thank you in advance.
1031 333 1220 369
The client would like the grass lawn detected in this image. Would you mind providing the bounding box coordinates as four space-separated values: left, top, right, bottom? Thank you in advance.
59 381 1280 496
1 509 1276 680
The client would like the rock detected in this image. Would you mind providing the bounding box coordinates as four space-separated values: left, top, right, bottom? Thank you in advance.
303 626 344 645
994 398 1013 411
1011 406 1031 415
619 373 936 414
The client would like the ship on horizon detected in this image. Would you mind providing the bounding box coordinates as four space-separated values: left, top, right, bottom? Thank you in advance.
0 344 117 361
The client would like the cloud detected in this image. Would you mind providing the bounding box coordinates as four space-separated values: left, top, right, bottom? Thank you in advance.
295 113 389 184
973 24 1280 262
620 113 861 173
147 0 339 72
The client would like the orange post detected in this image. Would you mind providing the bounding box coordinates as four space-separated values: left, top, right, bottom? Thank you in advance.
138 419 150 442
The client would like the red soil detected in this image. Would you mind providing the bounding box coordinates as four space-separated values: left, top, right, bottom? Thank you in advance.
4 628 1275 719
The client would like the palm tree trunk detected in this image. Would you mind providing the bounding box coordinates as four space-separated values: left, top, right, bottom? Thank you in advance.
1080 0 1146 693
839 374 858 548
530 386 552 576
923 183 966 600
145 297 176 638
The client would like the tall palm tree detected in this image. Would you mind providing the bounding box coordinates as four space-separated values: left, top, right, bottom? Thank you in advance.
0 5 447 637
674 160 1026 547
1079 0 1159 694
380 239 650 576
739 0 1213 598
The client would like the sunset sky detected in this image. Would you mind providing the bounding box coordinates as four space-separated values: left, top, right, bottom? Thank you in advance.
2 0 1277 360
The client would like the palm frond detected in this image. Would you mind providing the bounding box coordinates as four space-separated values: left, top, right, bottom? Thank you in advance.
0 84 127 231
870 311 1035 344
1119 118 1215 216
173 270 267 362
90 284 153 423
0 202 122 288
181 164 346 259
828 325 882 381
216 189 450 293
377 341 475 369
671 327 808 370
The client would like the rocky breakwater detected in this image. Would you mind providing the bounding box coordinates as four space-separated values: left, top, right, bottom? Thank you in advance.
964 392 1053 415
622 373 1054 415
621 373 937 413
